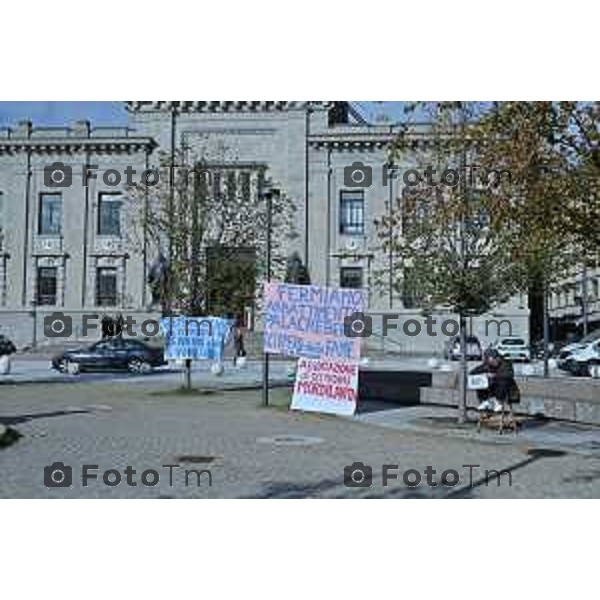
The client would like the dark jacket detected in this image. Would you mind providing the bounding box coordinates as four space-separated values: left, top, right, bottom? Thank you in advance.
0 336 16 356
471 357 520 403
494 358 520 403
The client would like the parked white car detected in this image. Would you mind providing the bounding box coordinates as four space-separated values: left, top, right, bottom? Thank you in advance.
564 340 600 377
494 337 531 362
557 329 600 370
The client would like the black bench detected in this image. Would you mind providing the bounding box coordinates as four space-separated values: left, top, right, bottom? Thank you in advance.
358 370 432 405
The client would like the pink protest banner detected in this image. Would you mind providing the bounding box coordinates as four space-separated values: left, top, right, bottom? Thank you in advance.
291 358 359 416
263 282 365 360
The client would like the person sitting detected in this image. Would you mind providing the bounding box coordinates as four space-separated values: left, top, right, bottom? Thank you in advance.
471 349 520 413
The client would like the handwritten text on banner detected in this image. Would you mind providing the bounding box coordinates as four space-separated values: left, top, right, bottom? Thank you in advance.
160 316 233 361
291 358 359 416
263 283 365 360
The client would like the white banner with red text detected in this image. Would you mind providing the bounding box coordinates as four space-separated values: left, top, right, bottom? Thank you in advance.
291 358 359 416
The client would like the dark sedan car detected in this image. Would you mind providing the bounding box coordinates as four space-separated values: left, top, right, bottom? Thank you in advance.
52 338 166 374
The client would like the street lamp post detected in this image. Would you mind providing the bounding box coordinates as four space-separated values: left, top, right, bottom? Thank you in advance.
261 186 278 407
543 284 550 378
581 266 589 338
30 299 38 348
575 269 590 339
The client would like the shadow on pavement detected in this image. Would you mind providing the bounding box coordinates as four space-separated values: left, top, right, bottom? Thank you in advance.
253 479 475 499
0 409 91 427
562 468 600 484
252 478 469 499
252 478 343 499
446 448 568 498
253 448 570 499
356 399 412 414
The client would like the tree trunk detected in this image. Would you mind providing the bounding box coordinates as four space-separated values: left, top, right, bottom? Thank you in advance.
543 279 550 379
458 314 468 424
184 359 192 390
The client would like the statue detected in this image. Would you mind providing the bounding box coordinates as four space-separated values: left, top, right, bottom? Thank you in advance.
284 252 311 285
147 251 170 310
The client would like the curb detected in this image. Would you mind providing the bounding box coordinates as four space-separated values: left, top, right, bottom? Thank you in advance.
175 380 293 393
0 375 294 390
0 376 81 386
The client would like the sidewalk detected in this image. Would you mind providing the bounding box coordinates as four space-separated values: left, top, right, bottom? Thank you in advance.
0 358 295 388
0 353 581 388
2 380 599 498
355 404 600 458
0 354 427 386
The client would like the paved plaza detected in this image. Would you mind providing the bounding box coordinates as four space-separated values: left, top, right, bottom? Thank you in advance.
1 379 599 498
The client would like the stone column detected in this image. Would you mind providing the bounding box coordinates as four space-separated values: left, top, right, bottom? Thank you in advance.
57 258 66 307
0 254 7 306
119 256 127 308
87 256 98 308
29 256 38 305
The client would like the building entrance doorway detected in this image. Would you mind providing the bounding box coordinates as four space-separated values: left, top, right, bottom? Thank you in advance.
205 246 256 319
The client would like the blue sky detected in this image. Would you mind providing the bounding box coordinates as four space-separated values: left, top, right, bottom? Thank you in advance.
0 102 129 127
0 101 404 127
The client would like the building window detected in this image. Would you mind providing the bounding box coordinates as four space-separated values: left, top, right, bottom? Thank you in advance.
226 170 237 202
96 267 118 306
212 171 222 200
98 194 122 236
340 267 364 289
402 267 422 309
240 172 251 202
340 190 365 235
37 267 58 306
39 193 63 235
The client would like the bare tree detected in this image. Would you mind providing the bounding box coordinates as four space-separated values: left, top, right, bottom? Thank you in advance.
130 148 298 318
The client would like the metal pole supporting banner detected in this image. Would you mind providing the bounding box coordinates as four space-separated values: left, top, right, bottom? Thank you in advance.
262 190 274 407
543 280 550 378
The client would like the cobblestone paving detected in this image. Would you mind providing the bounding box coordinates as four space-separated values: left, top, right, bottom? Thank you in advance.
1 382 599 498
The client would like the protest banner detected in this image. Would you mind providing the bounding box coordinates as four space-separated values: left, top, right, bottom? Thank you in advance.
263 282 365 360
160 316 233 361
291 358 359 416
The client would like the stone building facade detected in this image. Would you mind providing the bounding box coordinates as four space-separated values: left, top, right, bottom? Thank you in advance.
0 101 529 352
548 266 600 340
